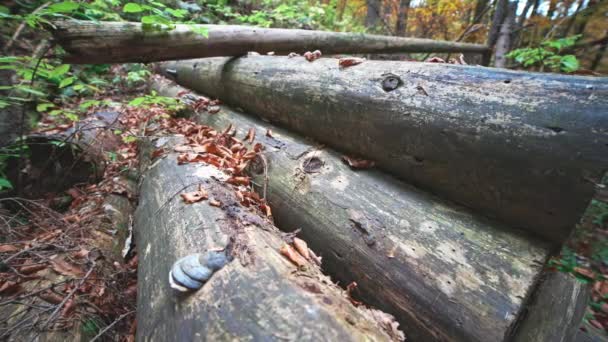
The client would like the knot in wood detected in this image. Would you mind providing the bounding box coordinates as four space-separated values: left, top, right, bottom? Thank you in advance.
381 74 402 92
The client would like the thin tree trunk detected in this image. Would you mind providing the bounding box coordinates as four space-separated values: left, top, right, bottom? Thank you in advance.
152 76 560 342
366 0 381 28
547 0 558 19
494 1 517 68
395 0 411 36
591 31 608 70
574 0 598 35
161 56 608 243
337 0 347 21
483 0 509 65
49 20 489 64
562 0 586 37
472 0 490 24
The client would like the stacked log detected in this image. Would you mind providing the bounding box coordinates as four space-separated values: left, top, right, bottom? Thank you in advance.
151 77 590 342
134 135 404 341
161 57 608 243
49 20 489 64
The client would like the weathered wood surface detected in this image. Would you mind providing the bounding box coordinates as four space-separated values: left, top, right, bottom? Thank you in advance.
134 136 402 341
49 20 489 64
152 77 557 342
161 57 608 243
512 271 589 342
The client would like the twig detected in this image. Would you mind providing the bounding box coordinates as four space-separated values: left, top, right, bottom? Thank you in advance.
259 154 269 200
89 310 135 342
36 264 95 335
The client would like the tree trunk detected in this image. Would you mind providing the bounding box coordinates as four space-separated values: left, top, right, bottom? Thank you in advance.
472 0 490 24
150 76 564 342
160 57 608 243
49 20 489 64
562 0 585 36
395 0 411 36
134 135 402 341
494 1 517 68
575 0 598 36
366 0 381 28
337 0 347 21
591 31 608 71
547 0 558 19
483 0 510 65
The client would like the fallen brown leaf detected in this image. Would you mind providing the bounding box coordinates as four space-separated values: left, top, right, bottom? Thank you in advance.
293 237 310 260
339 57 366 68
0 244 20 253
266 129 273 138
181 185 209 204
342 156 375 169
51 258 85 278
227 176 250 186
0 281 20 295
20 263 46 275
244 128 256 144
39 291 64 304
209 199 222 207
280 244 308 267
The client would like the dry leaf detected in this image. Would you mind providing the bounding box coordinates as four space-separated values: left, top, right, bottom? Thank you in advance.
209 199 221 207
339 57 365 68
244 128 256 144
51 258 85 277
288 52 299 58
0 244 20 253
387 245 397 258
20 263 46 275
280 244 308 267
346 282 363 306
293 237 310 260
342 156 375 169
0 281 20 295
260 203 272 217
266 129 273 138
73 248 90 259
227 176 250 186
426 56 446 63
181 185 208 204
39 291 63 304
574 266 595 279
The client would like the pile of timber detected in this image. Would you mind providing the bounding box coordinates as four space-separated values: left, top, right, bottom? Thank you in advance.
49 19 608 342
150 76 597 342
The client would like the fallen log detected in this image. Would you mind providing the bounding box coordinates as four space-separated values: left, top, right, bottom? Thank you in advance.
49 20 489 64
134 135 403 341
161 57 608 243
512 271 589 342
149 77 583 342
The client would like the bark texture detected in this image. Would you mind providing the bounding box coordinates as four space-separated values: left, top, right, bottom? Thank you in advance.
160 57 608 243
134 136 401 341
49 20 489 64
512 271 589 342
494 1 517 68
151 77 559 342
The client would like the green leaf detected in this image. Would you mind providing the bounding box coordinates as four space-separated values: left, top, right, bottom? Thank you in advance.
141 14 173 27
0 178 13 190
0 99 9 109
50 64 70 78
560 55 580 73
0 5 9 14
79 99 100 110
36 102 55 112
59 76 75 88
16 86 46 97
123 3 144 13
188 24 208 37
47 1 80 13
128 97 146 106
